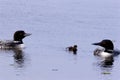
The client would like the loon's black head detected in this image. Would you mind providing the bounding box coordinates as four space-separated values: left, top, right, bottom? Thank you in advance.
14 30 31 43
92 39 114 52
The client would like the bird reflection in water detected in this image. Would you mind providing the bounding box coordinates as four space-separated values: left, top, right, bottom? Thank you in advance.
13 48 25 68
93 57 113 75
0 48 26 68
100 61 113 75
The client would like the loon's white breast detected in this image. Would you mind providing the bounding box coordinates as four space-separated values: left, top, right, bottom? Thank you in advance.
99 51 112 58
16 44 25 49
94 47 112 58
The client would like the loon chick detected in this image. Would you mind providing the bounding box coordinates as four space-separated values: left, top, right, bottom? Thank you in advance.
0 30 31 49
66 45 77 54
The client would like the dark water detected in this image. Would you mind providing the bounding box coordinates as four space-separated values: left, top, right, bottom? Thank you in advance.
0 0 120 80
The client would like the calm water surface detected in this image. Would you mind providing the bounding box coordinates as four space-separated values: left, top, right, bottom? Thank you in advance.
0 0 120 80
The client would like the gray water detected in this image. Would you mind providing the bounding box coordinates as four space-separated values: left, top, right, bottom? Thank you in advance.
0 0 120 80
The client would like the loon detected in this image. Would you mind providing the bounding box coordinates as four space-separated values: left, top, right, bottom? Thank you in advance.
66 45 77 54
0 30 31 49
92 39 116 65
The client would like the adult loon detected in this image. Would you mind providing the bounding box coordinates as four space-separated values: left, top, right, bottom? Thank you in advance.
0 30 31 49
92 39 116 65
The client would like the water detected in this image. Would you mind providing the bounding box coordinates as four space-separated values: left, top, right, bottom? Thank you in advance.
0 0 120 80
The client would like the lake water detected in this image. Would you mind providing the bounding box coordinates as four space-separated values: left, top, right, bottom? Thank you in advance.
0 0 120 80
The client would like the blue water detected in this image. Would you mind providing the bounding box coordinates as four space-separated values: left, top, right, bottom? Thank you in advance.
0 0 120 80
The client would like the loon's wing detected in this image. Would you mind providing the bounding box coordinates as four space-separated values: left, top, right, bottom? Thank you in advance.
0 40 20 48
5 40 21 46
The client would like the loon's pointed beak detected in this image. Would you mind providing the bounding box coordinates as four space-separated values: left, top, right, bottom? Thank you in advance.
24 33 32 37
92 42 101 45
